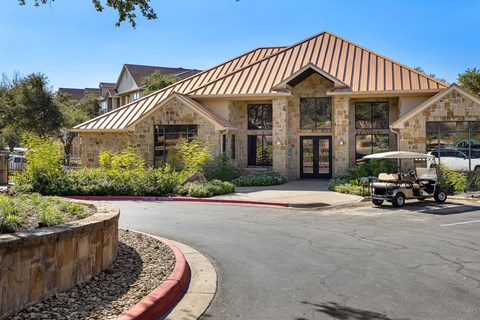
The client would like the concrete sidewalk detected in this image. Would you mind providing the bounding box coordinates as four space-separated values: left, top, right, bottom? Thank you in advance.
212 179 365 208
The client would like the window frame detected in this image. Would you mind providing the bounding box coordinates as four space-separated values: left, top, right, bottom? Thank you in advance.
247 104 273 130
355 102 389 129
154 124 198 165
300 97 332 130
247 135 273 166
355 133 390 160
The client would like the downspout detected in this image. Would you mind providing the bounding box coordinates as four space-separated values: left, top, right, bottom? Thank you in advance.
390 125 401 172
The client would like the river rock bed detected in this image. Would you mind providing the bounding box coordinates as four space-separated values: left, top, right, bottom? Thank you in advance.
10 229 176 320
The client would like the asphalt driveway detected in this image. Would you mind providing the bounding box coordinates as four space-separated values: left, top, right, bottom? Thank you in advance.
116 200 480 320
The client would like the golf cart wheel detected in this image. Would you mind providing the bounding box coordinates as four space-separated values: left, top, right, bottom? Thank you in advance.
434 190 447 203
392 193 405 207
372 199 383 206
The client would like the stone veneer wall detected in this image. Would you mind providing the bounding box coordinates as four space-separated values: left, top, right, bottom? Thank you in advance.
79 97 221 167
133 97 221 166
397 89 480 152
79 132 131 167
0 202 119 319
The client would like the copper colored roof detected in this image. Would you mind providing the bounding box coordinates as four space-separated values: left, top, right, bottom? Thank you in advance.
188 32 447 96
74 31 448 132
74 46 285 131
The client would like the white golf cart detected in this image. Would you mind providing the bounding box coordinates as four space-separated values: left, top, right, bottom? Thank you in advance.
364 151 447 207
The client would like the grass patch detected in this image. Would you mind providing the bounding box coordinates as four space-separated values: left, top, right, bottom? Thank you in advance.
0 193 91 233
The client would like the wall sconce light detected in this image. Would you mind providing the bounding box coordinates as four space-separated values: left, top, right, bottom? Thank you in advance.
276 139 282 146
339 138 345 146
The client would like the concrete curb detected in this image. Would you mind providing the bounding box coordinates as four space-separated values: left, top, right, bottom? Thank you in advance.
64 195 289 208
117 230 191 320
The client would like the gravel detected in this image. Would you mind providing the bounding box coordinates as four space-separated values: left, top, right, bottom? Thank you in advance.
10 229 176 320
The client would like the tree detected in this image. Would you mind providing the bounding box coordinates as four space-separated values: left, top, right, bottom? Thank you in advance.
457 68 480 97
0 73 64 137
414 66 448 83
141 71 180 95
18 0 157 27
54 92 92 165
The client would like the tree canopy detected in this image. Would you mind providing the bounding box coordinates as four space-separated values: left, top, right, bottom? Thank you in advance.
414 66 448 84
18 0 157 27
457 68 480 97
140 70 180 95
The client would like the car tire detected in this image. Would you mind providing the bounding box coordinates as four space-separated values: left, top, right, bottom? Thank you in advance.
434 190 447 203
475 166 480 171
372 199 383 206
392 193 405 207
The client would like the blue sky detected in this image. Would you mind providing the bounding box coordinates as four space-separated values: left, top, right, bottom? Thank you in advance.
1 0 479 90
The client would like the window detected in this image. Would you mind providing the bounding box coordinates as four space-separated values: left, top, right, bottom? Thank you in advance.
248 104 272 130
300 97 332 130
247 135 272 166
231 135 236 159
154 125 198 165
426 121 480 171
133 92 141 101
355 102 389 129
222 134 227 154
355 134 389 159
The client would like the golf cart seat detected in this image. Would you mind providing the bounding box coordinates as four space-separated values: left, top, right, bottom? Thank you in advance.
378 173 399 182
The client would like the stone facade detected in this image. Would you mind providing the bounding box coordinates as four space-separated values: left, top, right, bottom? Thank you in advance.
0 202 119 318
79 97 221 167
396 89 480 153
80 132 131 167
133 97 221 166
78 72 454 179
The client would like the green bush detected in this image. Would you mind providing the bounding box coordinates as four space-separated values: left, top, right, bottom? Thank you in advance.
14 134 67 195
328 174 353 191
176 180 235 197
0 194 91 233
349 159 397 179
204 153 236 181
333 183 370 196
232 172 287 187
439 165 468 193
168 138 211 175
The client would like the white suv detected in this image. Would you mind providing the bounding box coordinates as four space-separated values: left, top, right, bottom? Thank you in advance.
427 149 480 171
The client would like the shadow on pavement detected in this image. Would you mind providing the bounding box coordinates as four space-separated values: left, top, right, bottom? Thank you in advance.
369 201 480 215
298 301 411 320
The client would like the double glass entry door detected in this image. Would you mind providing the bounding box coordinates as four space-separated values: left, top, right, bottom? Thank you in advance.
300 136 332 178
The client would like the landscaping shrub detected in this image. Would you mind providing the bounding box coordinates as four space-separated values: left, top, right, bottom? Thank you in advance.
439 165 468 193
168 138 211 175
14 134 67 195
332 183 370 196
176 180 235 197
204 153 236 181
0 194 91 233
328 174 353 191
232 172 287 187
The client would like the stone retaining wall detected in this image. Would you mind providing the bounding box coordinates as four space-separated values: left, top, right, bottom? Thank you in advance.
0 202 120 319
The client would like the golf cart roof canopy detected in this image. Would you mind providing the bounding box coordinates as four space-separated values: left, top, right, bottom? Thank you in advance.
363 151 435 159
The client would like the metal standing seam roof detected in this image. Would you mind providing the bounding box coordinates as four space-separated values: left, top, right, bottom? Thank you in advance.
187 31 448 96
73 46 285 131
74 31 448 132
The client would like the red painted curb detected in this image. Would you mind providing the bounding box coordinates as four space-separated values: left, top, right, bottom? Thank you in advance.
64 195 290 207
117 230 191 320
